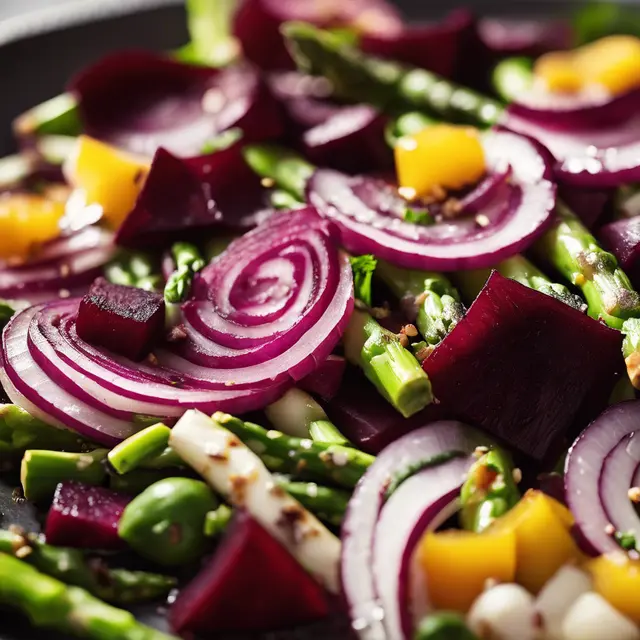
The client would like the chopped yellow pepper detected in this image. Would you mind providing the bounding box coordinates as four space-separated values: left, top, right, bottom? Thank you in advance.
417 528 516 612
65 135 150 230
0 193 65 261
490 490 584 594
535 35 640 96
586 554 640 624
394 124 486 200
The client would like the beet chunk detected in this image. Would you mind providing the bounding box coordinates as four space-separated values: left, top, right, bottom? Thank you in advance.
299 355 347 401
170 510 330 635
76 277 165 361
423 272 624 462
45 481 130 550
599 217 640 289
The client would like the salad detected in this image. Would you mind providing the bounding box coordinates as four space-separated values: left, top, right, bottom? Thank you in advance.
3 1 640 639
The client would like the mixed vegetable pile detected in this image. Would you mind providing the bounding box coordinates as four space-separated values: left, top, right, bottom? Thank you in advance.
5 1 640 639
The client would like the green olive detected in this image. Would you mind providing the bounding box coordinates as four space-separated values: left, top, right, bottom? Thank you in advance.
414 612 479 640
118 477 217 566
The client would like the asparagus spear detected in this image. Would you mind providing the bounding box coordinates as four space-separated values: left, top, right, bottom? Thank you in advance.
459 447 521 533
13 93 82 140
105 251 162 291
282 22 503 128
21 449 108 502
164 242 206 304
532 202 640 330
277 479 350 528
204 504 234 537
0 529 176 605
212 412 374 489
454 254 587 312
108 424 172 475
0 552 176 639
491 57 534 103
0 404 90 459
376 260 466 346
265 388 349 445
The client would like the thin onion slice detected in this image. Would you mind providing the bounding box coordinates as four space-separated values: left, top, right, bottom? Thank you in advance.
565 399 640 556
307 129 555 270
341 422 487 640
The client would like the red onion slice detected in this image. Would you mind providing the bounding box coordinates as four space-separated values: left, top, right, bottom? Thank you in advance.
503 104 640 187
341 422 487 640
307 129 555 270
565 400 640 555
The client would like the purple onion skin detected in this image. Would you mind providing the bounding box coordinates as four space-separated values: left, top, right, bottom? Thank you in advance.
233 0 403 71
76 278 165 361
599 217 640 288
116 146 269 249
45 481 130 550
322 366 447 454
423 272 624 463
303 106 392 174
169 510 331 635
298 355 346 401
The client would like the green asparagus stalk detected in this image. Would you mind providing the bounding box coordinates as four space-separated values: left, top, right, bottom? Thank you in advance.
376 260 465 346
21 449 108 502
265 388 350 445
140 446 185 470
454 254 587 312
385 111 437 147
0 552 177 639
105 251 162 291
0 529 176 605
491 57 534 103
277 479 350 527
107 424 172 475
350 254 377 307
13 93 82 140
532 202 640 329
0 404 90 459
164 242 206 304
283 22 503 127
212 411 374 488
459 447 521 533
203 504 234 537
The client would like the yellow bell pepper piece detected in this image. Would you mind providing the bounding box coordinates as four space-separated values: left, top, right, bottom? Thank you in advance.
65 135 150 230
490 490 583 594
586 554 640 624
417 528 516 613
534 52 583 94
0 194 65 261
534 35 640 96
577 35 640 96
394 124 486 200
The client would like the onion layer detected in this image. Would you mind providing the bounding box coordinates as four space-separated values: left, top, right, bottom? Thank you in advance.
341 422 487 640
1 209 353 445
307 129 555 270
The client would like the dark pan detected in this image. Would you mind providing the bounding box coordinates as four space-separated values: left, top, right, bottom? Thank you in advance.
0 0 585 638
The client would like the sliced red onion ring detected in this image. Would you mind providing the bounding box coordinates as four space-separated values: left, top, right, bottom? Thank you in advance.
70 53 283 158
342 422 487 640
158 208 354 386
503 98 640 187
307 129 555 270
0 226 115 303
565 400 640 556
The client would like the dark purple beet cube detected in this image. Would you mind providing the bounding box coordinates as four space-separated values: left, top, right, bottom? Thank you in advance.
423 272 624 463
599 217 640 289
45 481 130 550
76 277 165 361
298 355 347 401
170 510 330 635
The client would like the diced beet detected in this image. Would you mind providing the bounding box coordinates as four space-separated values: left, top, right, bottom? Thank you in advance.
169 510 330 635
45 481 130 550
76 278 165 361
234 0 403 71
559 184 614 229
70 53 283 158
302 106 391 174
323 365 447 454
423 272 624 463
116 146 271 249
361 9 475 79
599 217 640 288
298 355 347 400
